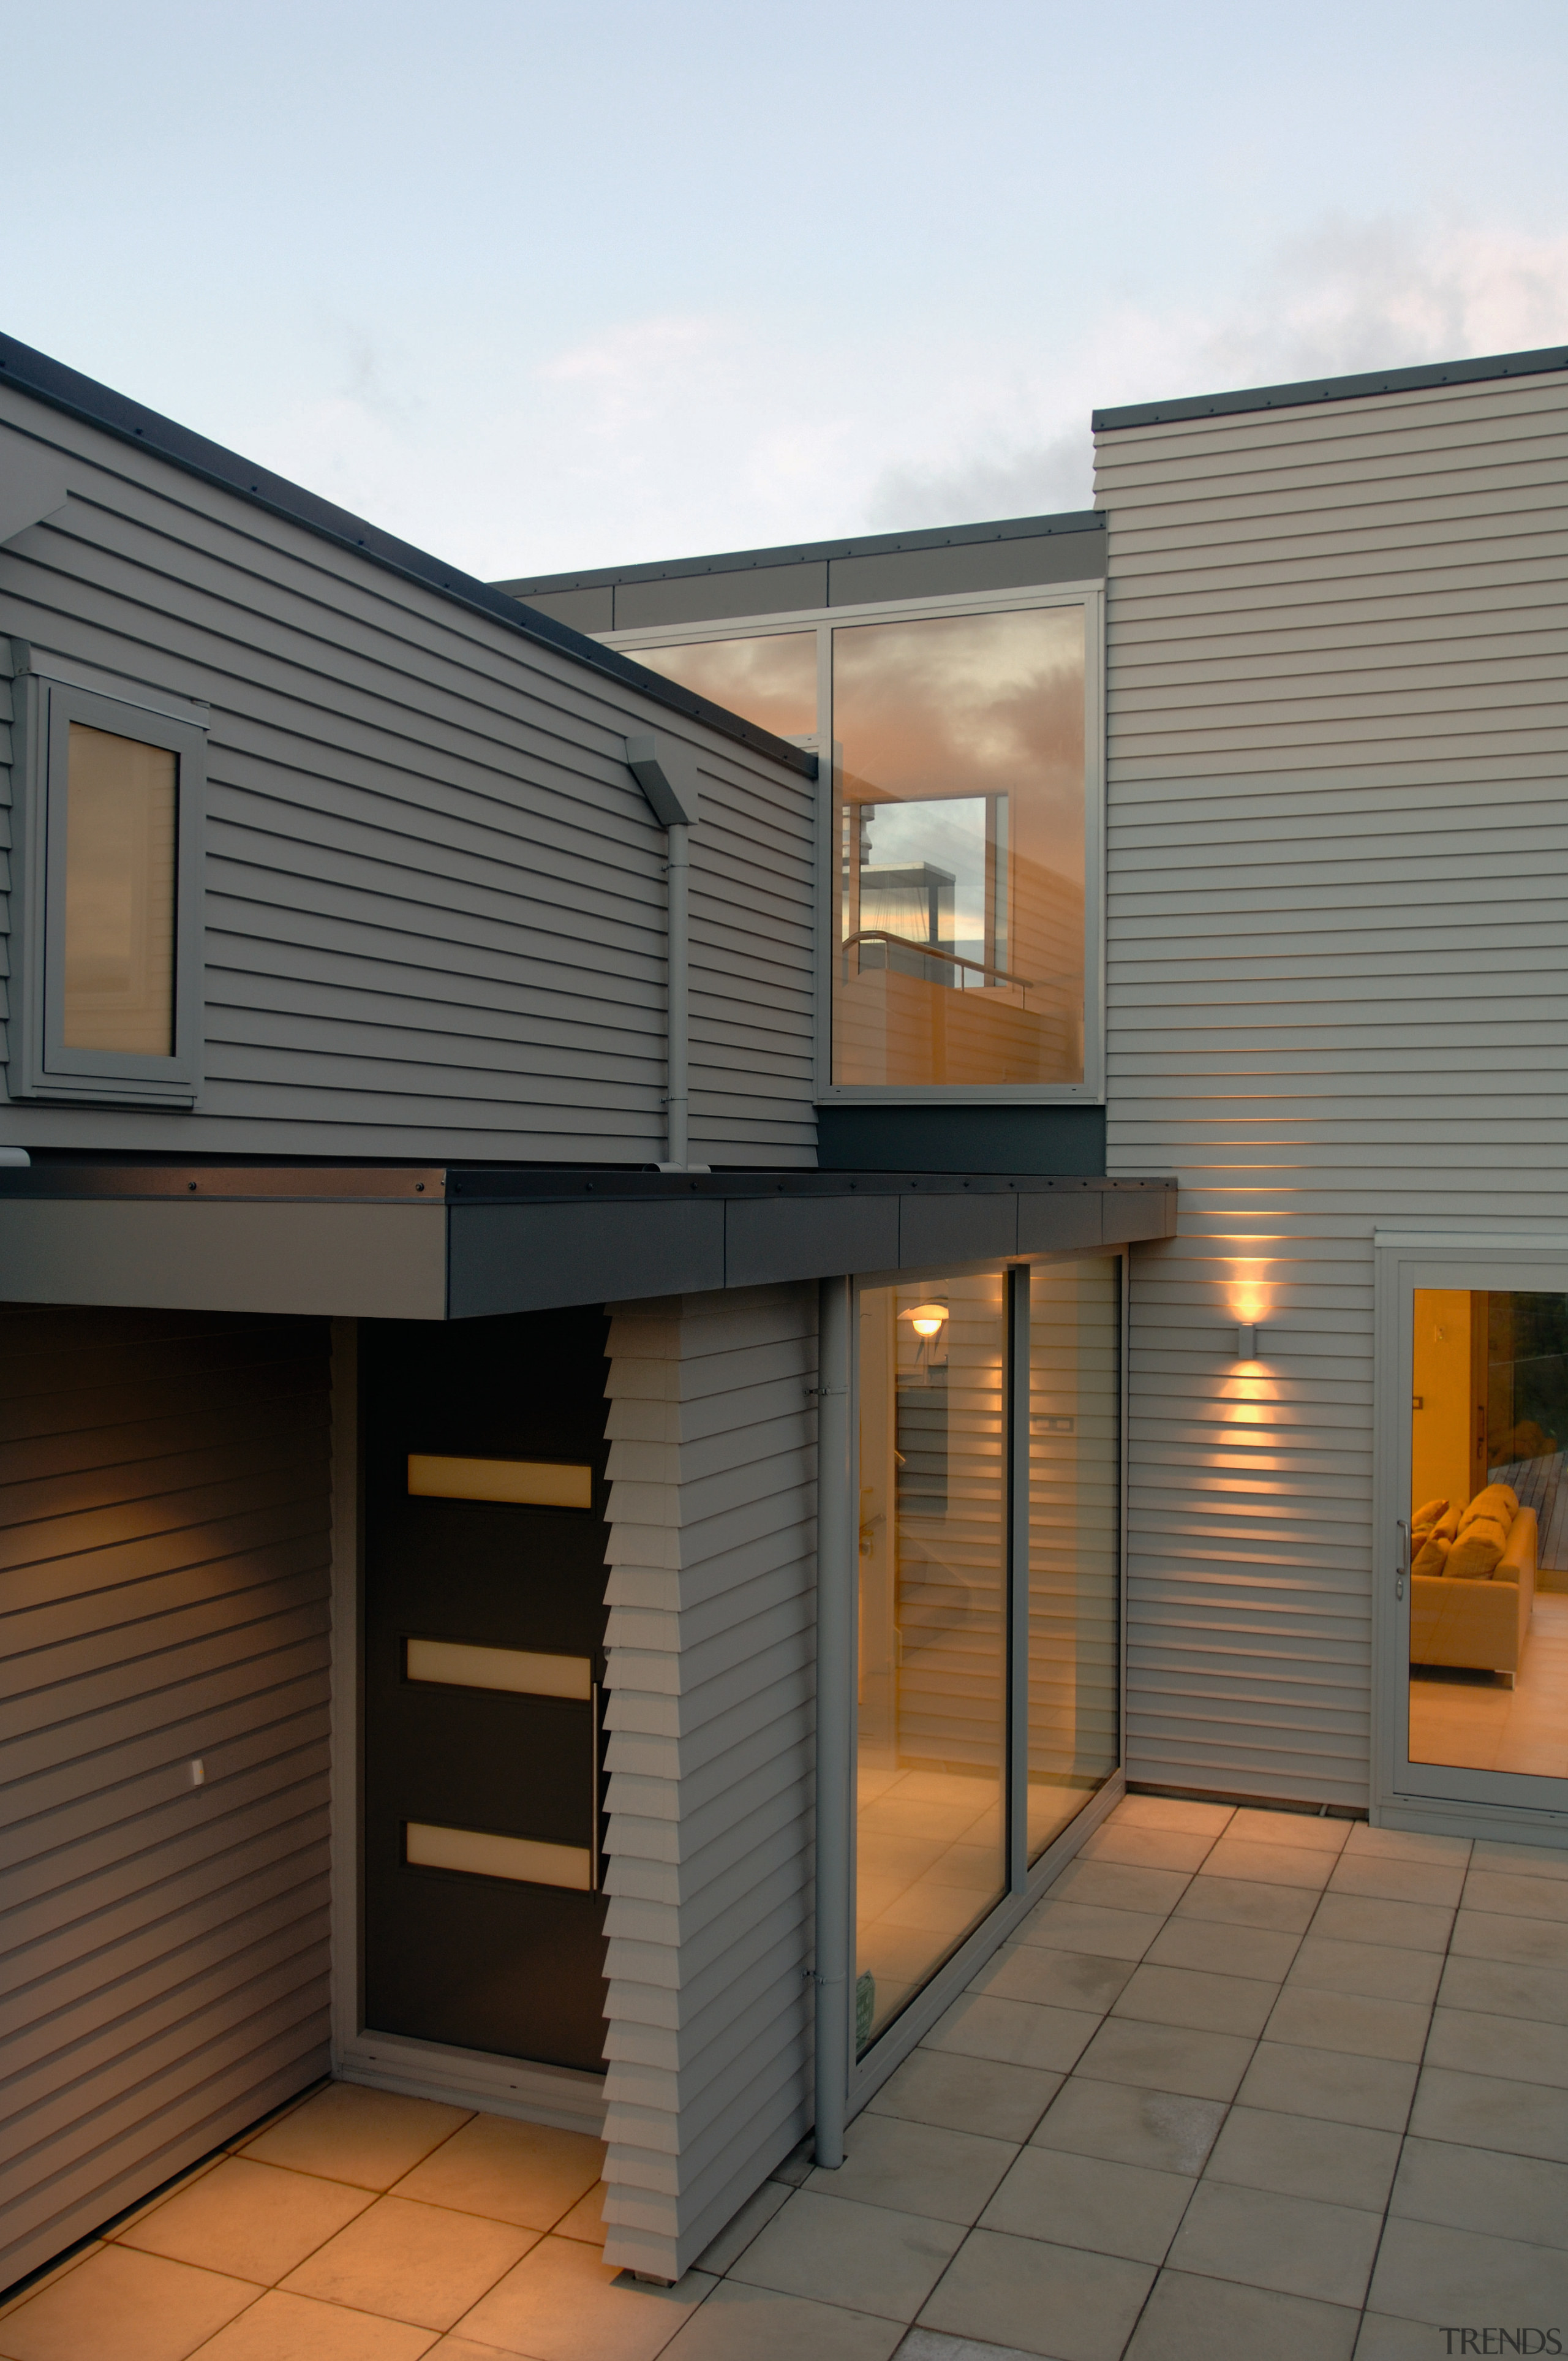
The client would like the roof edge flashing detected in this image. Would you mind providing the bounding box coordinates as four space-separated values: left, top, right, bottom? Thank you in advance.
1093 343 1568 434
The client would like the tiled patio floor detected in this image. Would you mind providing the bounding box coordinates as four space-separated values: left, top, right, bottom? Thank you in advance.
4 1795 1566 2360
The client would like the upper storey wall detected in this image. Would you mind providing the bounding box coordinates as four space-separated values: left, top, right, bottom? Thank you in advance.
1096 364 1568 1805
0 393 815 1166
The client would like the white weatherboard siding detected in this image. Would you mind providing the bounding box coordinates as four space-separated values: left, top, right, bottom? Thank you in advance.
1098 368 1568 1807
600 1286 816 2281
0 1304 332 2285
0 401 815 1165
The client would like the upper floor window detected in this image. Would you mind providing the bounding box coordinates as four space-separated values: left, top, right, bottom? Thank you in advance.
13 671 205 1105
611 589 1101 1100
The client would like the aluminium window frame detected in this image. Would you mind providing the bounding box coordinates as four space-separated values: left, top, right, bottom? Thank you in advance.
10 671 206 1106
601 580 1107 1107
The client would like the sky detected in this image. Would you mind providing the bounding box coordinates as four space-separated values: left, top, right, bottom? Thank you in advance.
3 0 1566 580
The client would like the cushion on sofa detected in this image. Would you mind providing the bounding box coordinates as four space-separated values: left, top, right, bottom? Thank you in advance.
1447 1528 1506 1581
1412 1534 1452 1577
1413 1497 1449 1530
1462 1484 1518 1528
1433 1506 1462 1541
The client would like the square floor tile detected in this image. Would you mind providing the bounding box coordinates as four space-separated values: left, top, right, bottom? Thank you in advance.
730 2191 963 2322
1391 2134 1568 2250
1470 1838 1568 1879
556 2181 610 2245
1368 2216 1568 2327
979 2147 1193 2265
1167 2182 1381 2308
1327 1856 1466 1908
1112 1797 1234 1837
115 2156 374 2283
1235 2041 1418 2132
805 2115 1016 2226
1438 1951 1568 2024
1424 2004 1568 2087
870 2051 1062 2144
922 1994 1101 2075
1201 1840 1335 1891
1345 1824 1469 1867
918 2227 1153 2361
179 2290 437 2360
242 2085 470 2193
1174 1875 1319 1934
968 1945 1132 2014
1112 1962 1277 2039
1144 1916 1302 1983
1227 1810 1349 1855
1450 1908 1568 1968
281 2194 534 2330
1204 2106 1401 2210
1306 1895 1455 1954
391 2112 606 2229
1286 1938 1442 2006
1077 1825 1216 1874
1049 1859 1193 1916
691 2180 790 2274
1124 2268 1359 2361
1464 1870 1568 1923
0 2245 259 2361
1073 2017 1254 2102
454 2235 714 2361
1030 2078 1226 2176
1263 1987 1431 2064
1012 1901 1166 1962
1408 2063 1568 2163
661 2279 902 2360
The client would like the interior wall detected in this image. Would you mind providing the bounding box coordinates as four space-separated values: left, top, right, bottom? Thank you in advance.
0 1302 332 2291
598 1284 816 2283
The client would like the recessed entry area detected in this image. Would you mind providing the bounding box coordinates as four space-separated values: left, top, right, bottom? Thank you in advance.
407 1452 593 1508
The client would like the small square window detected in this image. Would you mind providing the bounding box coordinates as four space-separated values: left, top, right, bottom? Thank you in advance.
12 675 205 1104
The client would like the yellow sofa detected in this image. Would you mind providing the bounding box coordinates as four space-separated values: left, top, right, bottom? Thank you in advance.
1411 1505 1536 1688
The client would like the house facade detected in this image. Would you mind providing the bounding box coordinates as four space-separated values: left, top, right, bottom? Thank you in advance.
1 330 1564 2294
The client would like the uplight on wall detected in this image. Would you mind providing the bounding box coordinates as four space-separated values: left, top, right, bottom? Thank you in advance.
1234 1324 1267 1361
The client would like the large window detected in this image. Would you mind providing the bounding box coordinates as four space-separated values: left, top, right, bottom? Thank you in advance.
13 677 205 1104
854 1256 1121 2055
613 589 1101 1100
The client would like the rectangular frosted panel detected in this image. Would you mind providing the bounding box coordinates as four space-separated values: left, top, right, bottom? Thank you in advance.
405 1638 591 1699
407 1453 592 1508
1028 1259 1121 1860
856 1271 1006 2050
404 1823 592 1890
625 632 816 738
1408 1288 1567 1781
832 606 1085 1086
62 724 178 1054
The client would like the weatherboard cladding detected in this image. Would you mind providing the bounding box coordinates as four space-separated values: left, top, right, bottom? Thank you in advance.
0 1302 333 2288
1098 362 1568 1807
0 383 815 1165
598 1285 816 2282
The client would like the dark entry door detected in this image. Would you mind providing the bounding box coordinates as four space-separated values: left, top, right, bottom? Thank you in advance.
361 1308 610 2072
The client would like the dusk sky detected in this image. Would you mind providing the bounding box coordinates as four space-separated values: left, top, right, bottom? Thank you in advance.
5 0 1565 577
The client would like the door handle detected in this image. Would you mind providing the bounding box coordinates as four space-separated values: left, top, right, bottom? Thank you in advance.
589 1681 603 1894
1395 1519 1409 1601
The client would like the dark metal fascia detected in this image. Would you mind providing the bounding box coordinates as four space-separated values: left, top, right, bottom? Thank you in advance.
0 329 815 780
496 510 1107 599
0 1163 1177 1204
1093 344 1568 433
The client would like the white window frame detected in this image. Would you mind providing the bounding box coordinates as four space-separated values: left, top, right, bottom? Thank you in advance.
602 580 1107 1107
10 666 206 1106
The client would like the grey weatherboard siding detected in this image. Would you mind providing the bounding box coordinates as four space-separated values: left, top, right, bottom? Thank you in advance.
1099 358 1568 1807
0 388 814 1167
0 1304 333 2287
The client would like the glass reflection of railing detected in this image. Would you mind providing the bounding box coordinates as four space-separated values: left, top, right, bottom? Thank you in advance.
843 928 1036 991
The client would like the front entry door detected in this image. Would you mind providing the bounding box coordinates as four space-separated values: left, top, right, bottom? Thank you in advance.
1378 1241 1568 1835
361 1308 611 2071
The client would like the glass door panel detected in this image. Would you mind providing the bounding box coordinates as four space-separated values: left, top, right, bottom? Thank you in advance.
1408 1287 1568 1783
856 1271 1008 2050
1028 1260 1121 1860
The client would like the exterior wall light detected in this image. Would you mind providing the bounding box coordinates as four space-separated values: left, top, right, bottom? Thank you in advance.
1235 1324 1265 1359
905 1302 949 1337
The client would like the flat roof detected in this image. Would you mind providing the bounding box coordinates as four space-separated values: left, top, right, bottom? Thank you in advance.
499 509 1104 597
0 330 815 778
1094 342 1568 433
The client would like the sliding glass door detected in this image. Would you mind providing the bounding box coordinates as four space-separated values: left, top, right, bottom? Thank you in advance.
853 1255 1122 2057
